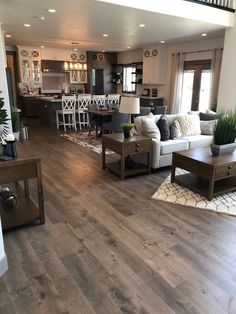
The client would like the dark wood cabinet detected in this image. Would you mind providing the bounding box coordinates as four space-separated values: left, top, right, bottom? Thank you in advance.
21 96 39 117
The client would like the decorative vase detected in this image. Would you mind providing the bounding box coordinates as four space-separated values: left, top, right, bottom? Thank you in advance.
210 143 236 156
123 130 130 139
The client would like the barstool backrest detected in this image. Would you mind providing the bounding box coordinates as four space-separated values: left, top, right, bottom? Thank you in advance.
92 95 106 109
107 94 120 106
78 95 91 111
62 95 77 111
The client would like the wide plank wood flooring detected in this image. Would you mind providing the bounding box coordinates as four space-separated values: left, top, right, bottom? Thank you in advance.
1 121 236 314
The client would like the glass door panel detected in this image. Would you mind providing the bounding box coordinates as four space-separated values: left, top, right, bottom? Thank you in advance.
181 70 194 114
22 59 30 82
199 69 211 112
32 60 41 82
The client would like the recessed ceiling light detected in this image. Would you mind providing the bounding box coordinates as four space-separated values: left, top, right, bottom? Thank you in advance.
40 45 45 48
127 46 131 49
5 34 12 38
74 48 78 51
48 9 56 13
103 34 108 37
39 16 45 20
201 33 207 37
139 24 146 27
160 40 165 43
102 50 105 52
24 24 31 27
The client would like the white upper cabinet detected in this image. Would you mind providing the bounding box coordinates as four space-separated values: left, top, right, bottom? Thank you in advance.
142 46 168 85
41 48 87 62
18 46 42 85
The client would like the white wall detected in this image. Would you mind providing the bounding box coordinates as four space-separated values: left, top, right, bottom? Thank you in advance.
217 12 236 112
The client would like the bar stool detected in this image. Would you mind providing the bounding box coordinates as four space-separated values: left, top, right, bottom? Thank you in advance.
107 94 120 109
92 95 106 109
56 95 77 132
76 95 91 130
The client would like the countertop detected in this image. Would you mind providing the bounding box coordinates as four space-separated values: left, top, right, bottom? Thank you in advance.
37 96 62 103
121 94 161 99
20 94 47 98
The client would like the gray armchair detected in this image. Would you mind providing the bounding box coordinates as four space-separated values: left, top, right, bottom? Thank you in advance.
103 110 129 133
153 105 167 115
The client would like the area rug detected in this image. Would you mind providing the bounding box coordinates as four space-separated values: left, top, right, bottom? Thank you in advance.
61 132 113 155
152 168 236 216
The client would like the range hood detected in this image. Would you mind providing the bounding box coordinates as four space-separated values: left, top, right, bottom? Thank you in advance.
41 60 66 72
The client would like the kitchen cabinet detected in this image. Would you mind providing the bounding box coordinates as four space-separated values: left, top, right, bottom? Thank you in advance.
20 96 40 117
142 46 168 84
41 48 87 62
18 46 42 86
69 70 87 83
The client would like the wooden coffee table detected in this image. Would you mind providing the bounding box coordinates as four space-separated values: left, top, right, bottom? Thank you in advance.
171 147 236 201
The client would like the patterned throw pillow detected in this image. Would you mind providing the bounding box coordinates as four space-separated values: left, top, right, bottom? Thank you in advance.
134 112 156 134
177 115 201 136
170 119 182 139
142 118 161 140
157 115 170 141
200 120 217 135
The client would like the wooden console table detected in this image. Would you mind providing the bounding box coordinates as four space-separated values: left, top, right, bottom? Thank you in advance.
0 152 45 230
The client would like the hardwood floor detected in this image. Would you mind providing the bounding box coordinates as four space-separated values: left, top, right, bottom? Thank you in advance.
1 121 236 314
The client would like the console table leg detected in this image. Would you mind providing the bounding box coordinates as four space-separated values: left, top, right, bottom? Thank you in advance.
36 162 45 224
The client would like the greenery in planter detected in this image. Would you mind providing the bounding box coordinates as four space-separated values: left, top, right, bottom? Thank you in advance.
121 123 133 132
11 106 21 132
213 111 236 145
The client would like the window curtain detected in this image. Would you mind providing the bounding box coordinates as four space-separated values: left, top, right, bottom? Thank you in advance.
209 48 223 111
169 52 185 114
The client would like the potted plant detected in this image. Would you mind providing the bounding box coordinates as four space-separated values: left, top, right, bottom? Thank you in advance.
0 91 9 143
121 123 133 139
211 111 236 156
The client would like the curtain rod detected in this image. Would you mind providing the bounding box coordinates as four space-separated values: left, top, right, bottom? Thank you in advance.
182 48 223 55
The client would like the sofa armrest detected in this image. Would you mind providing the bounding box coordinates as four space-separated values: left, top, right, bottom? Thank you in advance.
151 138 161 169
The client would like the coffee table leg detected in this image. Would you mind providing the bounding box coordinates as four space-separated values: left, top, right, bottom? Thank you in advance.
171 165 176 183
102 140 106 170
121 154 125 180
208 178 214 201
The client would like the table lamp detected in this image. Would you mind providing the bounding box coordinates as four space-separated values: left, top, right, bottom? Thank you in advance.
119 96 140 123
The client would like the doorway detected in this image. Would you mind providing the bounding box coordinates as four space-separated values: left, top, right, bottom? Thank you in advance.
6 51 19 107
181 60 211 113
91 69 104 94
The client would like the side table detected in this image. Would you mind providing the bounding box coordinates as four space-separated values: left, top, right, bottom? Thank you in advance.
0 153 45 230
102 133 152 180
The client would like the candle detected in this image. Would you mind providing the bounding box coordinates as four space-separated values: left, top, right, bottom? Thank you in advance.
5 133 15 141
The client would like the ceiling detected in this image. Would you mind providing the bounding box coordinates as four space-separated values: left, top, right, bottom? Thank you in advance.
0 0 226 51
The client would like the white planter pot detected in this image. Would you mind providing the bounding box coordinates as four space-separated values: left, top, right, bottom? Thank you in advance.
210 143 236 156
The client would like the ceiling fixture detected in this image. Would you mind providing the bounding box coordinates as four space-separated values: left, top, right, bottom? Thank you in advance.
74 48 78 51
127 46 131 49
103 34 108 37
48 9 56 13
160 40 165 43
40 45 45 48
102 50 105 52
24 24 31 27
139 24 146 27
201 33 207 37
39 16 45 20
5 34 12 38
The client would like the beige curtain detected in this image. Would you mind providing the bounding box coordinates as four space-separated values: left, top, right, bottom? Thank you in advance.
209 48 223 111
169 52 185 114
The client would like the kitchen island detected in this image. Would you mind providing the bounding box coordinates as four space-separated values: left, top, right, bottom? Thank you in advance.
37 97 62 128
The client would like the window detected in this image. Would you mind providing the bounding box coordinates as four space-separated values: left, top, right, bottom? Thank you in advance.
122 65 136 93
181 60 211 113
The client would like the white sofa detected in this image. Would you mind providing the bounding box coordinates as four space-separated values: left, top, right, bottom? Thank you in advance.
133 113 214 169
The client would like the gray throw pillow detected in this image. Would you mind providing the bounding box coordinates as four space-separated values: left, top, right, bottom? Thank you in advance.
200 120 217 135
157 115 170 141
170 119 182 139
200 112 218 121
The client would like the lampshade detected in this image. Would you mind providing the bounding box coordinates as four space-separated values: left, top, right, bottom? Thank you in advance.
119 96 140 114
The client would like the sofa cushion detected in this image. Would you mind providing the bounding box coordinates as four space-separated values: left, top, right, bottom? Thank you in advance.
181 135 213 149
142 118 161 140
200 120 217 135
177 115 201 136
200 112 218 121
157 115 170 141
160 139 188 155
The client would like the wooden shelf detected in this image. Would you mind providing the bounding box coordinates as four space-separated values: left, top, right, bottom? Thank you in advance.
106 161 148 178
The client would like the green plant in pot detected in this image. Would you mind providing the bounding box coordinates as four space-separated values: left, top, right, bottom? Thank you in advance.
0 91 9 142
211 111 236 156
121 123 133 139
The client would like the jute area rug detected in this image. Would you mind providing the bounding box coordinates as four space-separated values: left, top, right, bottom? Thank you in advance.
152 168 236 216
61 132 113 155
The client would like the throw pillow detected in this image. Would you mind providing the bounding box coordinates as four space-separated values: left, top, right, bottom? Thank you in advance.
200 112 218 121
157 115 170 141
170 119 182 139
200 120 217 135
134 112 156 134
142 118 161 140
177 115 201 136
